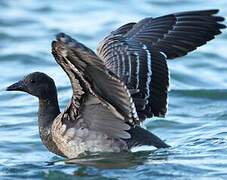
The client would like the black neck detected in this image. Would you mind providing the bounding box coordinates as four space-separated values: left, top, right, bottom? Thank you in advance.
38 96 60 129
37 96 65 157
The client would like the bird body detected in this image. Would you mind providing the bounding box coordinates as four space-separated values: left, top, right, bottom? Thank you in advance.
6 9 225 158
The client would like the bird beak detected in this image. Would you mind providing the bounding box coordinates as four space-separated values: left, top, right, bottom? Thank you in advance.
6 81 24 91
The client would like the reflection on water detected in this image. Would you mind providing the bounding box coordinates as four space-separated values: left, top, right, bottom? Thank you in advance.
0 0 227 179
47 150 170 169
47 151 152 169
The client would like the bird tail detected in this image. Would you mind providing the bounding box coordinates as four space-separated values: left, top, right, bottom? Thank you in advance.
127 126 170 149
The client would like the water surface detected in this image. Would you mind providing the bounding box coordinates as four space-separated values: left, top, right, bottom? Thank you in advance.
0 0 227 179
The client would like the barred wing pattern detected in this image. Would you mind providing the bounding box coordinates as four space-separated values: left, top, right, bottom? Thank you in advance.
97 9 225 119
98 37 168 119
52 33 139 139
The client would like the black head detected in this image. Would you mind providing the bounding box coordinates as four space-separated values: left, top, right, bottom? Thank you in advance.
6 72 57 100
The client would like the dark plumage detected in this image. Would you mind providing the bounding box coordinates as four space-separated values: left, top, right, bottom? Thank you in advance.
7 9 225 158
98 9 225 119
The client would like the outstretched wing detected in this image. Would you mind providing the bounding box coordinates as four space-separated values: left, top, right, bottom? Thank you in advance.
52 33 139 140
123 9 225 59
97 9 226 119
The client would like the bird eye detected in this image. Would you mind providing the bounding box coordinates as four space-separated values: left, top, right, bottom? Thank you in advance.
30 79 35 83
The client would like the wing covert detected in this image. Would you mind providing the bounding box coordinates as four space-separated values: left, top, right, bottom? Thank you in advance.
97 9 225 119
52 33 140 139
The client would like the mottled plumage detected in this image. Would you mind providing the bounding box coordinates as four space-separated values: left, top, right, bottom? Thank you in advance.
6 9 225 158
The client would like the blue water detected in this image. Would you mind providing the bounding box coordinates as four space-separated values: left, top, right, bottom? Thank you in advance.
0 0 227 179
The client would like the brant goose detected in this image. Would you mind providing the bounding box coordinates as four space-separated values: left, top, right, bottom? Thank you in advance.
7 10 225 158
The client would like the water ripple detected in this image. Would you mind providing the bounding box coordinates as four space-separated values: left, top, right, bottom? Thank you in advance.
0 0 227 179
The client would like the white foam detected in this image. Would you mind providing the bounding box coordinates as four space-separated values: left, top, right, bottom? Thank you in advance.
131 145 156 152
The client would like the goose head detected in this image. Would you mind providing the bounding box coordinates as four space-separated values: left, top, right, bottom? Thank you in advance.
6 72 57 100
